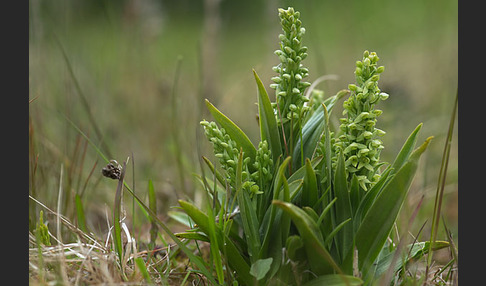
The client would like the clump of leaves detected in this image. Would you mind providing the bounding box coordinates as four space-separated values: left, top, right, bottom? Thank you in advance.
176 7 448 286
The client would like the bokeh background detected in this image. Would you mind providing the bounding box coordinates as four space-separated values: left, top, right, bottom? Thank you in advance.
29 0 457 248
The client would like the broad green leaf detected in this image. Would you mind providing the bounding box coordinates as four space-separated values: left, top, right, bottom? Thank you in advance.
302 274 363 286
174 232 210 242
333 153 353 268
205 99 256 171
374 241 449 279
389 123 423 175
289 179 304 201
167 210 195 227
355 137 433 277
273 200 341 275
302 158 318 208
254 69 282 164
353 168 393 233
288 155 323 184
250 258 274 281
349 175 360 217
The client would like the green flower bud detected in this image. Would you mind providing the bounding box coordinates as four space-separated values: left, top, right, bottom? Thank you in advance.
379 92 389 100
271 76 282 84
363 57 371 67
371 74 380 82
348 84 358 91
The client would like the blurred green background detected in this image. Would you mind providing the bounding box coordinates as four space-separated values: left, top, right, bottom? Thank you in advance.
29 0 457 246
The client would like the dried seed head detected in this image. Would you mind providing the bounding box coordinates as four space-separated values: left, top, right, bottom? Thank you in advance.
102 160 122 180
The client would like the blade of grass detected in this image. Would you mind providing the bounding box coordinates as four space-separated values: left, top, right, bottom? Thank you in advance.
205 175 224 284
54 35 112 159
56 164 64 244
169 56 188 195
74 194 87 233
113 159 127 270
426 90 458 271
148 179 158 248
134 257 153 284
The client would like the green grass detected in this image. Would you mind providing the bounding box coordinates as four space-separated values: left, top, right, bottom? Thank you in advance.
29 1 457 285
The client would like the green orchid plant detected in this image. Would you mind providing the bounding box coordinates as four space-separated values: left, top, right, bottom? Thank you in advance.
175 7 447 286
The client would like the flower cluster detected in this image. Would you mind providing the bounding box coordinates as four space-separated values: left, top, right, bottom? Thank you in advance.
270 7 311 123
251 140 273 190
200 120 259 196
333 51 389 191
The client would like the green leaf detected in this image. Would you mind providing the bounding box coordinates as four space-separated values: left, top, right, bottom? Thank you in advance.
374 241 449 279
135 257 153 284
254 69 282 164
112 161 126 265
286 235 305 261
333 153 353 265
320 103 333 192
178 200 252 283
174 232 210 242
389 123 423 175
167 210 195 227
273 200 341 275
206 198 224 284
302 274 364 286
202 156 227 188
355 137 433 277
205 99 256 171
148 179 158 247
74 194 87 233
288 155 323 184
250 258 274 281
302 158 318 208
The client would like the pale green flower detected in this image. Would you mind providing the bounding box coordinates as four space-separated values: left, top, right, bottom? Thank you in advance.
333 50 388 191
271 7 311 124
